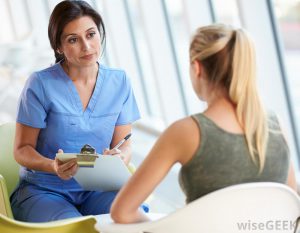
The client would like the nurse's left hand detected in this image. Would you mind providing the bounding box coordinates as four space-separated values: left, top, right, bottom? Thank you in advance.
54 149 78 180
103 148 125 160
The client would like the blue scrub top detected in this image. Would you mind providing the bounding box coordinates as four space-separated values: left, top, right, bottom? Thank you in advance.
16 62 140 190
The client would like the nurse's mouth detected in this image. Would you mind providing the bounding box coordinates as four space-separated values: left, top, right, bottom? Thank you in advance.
81 54 94 60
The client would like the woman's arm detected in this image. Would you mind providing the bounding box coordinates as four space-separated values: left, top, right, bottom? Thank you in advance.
14 123 54 172
110 117 200 223
14 123 78 179
103 124 132 165
287 162 297 192
275 116 298 192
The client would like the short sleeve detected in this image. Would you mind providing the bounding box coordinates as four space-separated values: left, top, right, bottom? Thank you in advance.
116 73 141 125
16 72 47 128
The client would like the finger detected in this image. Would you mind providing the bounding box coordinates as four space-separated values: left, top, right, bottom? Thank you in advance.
58 149 64 153
59 159 77 172
56 169 70 180
69 163 78 171
58 167 76 179
69 163 78 175
103 148 121 155
55 156 63 165
103 149 123 156
103 148 110 155
60 174 72 180
111 148 121 155
65 162 78 174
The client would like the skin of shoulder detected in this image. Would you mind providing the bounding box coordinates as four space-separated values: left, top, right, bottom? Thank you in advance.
169 117 201 165
110 116 200 223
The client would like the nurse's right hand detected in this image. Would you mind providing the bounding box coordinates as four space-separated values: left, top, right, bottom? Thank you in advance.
53 149 78 180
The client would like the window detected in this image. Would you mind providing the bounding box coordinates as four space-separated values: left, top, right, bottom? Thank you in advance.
273 0 300 166
274 0 300 133
213 0 242 26
0 1 14 43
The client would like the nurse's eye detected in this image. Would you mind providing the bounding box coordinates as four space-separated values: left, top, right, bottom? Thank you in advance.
87 32 96 39
68 37 78 44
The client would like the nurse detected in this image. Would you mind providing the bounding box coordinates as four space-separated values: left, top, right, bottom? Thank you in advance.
11 0 140 222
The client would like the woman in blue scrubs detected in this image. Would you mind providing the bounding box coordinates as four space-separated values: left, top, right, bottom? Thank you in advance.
10 0 140 222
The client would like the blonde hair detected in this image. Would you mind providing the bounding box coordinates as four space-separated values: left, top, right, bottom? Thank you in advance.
190 24 268 172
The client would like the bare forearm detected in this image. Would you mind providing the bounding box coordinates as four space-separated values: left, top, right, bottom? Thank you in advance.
15 145 55 173
287 163 297 192
111 207 149 224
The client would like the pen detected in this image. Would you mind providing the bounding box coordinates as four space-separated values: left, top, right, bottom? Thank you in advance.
111 133 132 150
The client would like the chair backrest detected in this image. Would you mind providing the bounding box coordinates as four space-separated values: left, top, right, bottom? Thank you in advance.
0 122 19 195
96 182 300 233
0 213 98 233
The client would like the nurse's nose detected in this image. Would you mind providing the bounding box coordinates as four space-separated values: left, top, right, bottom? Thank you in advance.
82 39 91 51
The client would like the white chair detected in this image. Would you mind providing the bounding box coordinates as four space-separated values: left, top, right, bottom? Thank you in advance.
95 182 300 233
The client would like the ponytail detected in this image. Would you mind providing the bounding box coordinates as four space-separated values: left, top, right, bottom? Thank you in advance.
229 29 268 172
190 24 268 172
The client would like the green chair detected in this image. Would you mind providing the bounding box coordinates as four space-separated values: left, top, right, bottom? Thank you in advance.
0 213 98 233
0 122 99 232
0 122 19 218
0 122 19 195
0 175 13 218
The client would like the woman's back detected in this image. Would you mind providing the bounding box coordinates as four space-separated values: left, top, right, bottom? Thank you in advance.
179 113 290 203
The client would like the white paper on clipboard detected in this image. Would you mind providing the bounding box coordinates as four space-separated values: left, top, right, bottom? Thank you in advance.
74 155 132 191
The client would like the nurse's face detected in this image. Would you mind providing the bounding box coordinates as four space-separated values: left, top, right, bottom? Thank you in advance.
59 16 101 68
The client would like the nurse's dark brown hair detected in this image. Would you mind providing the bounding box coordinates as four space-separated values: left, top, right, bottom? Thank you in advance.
48 0 106 63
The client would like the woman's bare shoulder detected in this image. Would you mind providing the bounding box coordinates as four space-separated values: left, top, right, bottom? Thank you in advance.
165 117 200 164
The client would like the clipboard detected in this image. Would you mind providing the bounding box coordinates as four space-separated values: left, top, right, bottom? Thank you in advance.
73 155 132 191
56 153 99 167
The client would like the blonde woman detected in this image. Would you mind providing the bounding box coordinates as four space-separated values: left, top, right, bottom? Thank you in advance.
110 24 297 223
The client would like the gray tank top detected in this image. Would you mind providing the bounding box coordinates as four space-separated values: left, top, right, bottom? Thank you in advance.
179 113 290 203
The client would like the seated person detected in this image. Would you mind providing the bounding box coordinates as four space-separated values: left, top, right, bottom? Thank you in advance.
110 24 297 223
10 0 140 222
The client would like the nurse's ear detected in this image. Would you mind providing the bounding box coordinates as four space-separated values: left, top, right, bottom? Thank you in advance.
56 49 63 55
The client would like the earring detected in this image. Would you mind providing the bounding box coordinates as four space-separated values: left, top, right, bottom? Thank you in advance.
57 49 63 55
